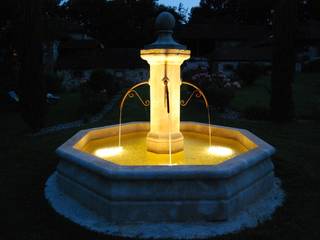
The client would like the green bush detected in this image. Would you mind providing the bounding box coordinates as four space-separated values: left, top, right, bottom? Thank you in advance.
243 105 271 120
235 63 263 86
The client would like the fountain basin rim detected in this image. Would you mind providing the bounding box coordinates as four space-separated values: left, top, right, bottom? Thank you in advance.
56 122 275 180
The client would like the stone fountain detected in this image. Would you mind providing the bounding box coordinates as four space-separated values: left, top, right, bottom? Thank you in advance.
45 12 283 239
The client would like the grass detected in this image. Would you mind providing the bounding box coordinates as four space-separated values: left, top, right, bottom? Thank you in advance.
1 83 320 239
46 91 82 126
231 73 320 119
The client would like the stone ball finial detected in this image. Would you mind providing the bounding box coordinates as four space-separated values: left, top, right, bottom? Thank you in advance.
155 11 175 31
143 11 185 49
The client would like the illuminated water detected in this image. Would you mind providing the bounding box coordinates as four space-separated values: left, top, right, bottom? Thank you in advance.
81 131 249 166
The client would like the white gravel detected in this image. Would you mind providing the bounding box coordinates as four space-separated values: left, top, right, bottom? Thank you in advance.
45 172 285 239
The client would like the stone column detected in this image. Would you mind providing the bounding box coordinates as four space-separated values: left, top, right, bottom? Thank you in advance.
141 49 190 153
140 11 190 154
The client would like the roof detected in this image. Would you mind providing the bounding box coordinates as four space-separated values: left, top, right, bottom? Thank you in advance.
56 48 147 70
212 46 272 62
176 23 269 41
176 21 320 43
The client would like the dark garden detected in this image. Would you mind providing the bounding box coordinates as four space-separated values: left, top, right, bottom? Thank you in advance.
1 0 319 239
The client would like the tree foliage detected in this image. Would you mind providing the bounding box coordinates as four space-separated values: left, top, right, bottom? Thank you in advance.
189 0 275 25
309 0 320 20
189 0 313 25
0 0 62 130
18 0 46 130
270 0 297 122
60 0 186 48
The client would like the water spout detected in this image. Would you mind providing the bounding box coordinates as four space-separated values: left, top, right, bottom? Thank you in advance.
181 81 212 148
162 60 170 114
168 112 172 165
118 81 150 147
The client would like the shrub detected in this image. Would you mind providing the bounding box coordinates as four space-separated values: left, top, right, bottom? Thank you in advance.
79 69 122 119
188 70 240 111
223 64 235 72
79 82 108 118
235 63 263 86
89 69 119 96
206 84 235 111
117 78 133 92
182 68 204 82
243 105 271 120
303 59 320 73
45 71 63 93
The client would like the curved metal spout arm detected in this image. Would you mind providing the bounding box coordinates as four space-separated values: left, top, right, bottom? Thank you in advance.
181 81 212 147
118 80 149 147
119 81 150 110
181 81 209 108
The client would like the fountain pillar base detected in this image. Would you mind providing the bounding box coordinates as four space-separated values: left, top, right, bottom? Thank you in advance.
147 131 184 154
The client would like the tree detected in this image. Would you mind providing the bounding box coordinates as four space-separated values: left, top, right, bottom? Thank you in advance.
308 0 320 20
0 0 63 130
189 0 233 24
189 0 275 25
18 0 46 131
61 0 185 48
190 0 311 26
0 1 19 92
270 0 297 122
200 0 227 9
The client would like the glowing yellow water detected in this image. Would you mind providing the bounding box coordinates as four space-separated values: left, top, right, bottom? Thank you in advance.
81 131 248 166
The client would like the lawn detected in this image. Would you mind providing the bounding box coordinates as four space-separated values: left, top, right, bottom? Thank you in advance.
1 82 320 239
231 73 320 119
46 91 82 126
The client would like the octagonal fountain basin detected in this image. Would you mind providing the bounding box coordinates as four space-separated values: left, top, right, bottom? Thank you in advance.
53 121 275 223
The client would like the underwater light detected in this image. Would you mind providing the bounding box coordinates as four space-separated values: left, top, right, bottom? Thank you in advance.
95 146 123 158
208 146 234 157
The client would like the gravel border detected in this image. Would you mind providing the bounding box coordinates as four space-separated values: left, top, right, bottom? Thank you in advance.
45 172 285 240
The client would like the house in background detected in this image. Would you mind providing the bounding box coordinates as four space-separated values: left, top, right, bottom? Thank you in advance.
211 45 273 76
56 43 149 90
175 23 271 75
51 22 149 91
298 20 320 59
176 23 269 58
177 20 320 76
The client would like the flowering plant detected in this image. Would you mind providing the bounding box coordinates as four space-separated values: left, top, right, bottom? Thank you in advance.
190 69 241 111
191 71 241 89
